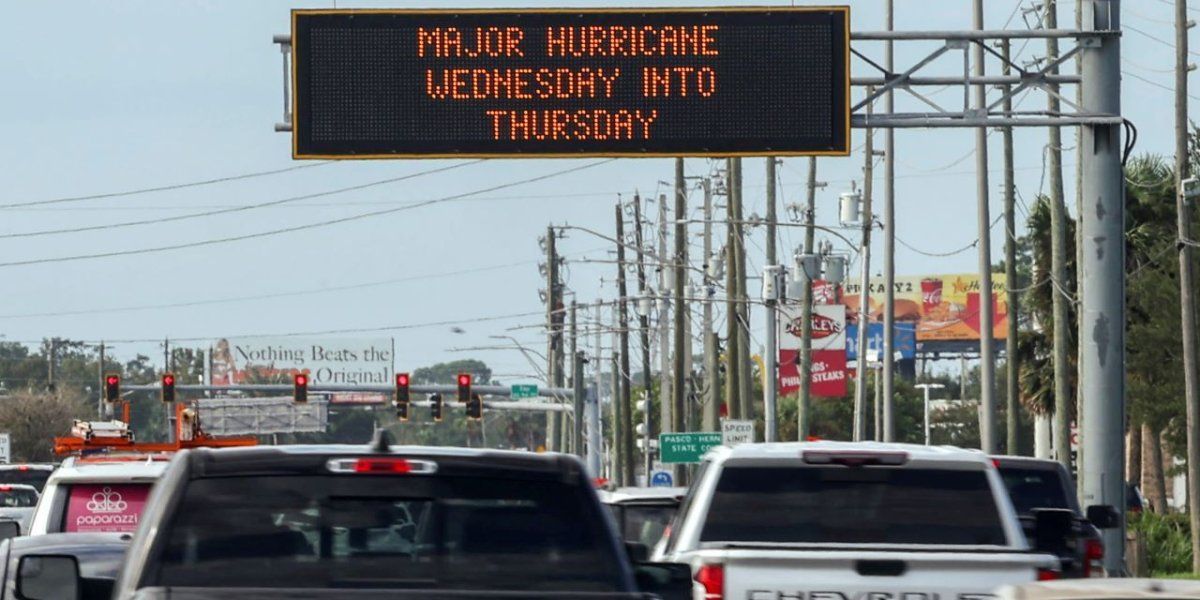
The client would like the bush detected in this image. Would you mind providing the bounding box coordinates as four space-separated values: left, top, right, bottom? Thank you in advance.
1129 511 1193 576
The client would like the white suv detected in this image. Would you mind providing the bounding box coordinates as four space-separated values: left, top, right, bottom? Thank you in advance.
27 455 169 536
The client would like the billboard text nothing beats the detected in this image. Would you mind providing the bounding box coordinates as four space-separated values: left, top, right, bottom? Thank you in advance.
291 8 850 157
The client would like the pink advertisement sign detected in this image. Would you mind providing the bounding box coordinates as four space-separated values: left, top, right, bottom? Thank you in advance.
64 484 151 533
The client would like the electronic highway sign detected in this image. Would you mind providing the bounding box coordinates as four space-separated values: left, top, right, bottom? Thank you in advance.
291 7 850 158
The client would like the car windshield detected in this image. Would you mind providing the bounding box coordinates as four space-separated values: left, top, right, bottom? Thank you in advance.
999 467 1072 515
701 465 1007 546
0 488 37 507
0 469 51 492
151 473 624 591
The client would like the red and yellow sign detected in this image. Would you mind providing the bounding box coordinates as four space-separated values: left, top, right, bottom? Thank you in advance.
838 273 1008 342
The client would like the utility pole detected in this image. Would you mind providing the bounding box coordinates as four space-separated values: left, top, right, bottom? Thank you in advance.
725 159 742 420
614 206 635 486
1002 38 1021 455
97 341 106 418
632 194 655 480
1074 0 1087 492
702 178 721 432
657 193 672 443
764 265 780 442
46 338 57 392
1079 0 1124 572
973 0 998 454
589 302 603 475
854 98 875 443
881 0 897 443
765 157 779 442
733 158 753 420
672 159 688 444
545 225 562 453
570 301 583 457
1044 0 1072 469
799 158 819 440
1175 0 1200 574
610 329 622 481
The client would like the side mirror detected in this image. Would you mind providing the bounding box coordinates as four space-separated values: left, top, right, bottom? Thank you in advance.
625 541 649 563
16 555 80 600
1086 504 1120 529
0 520 20 541
634 561 692 600
1032 508 1074 555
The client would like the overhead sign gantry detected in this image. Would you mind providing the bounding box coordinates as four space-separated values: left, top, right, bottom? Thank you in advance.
287 7 850 158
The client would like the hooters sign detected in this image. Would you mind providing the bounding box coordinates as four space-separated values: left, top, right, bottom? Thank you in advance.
778 304 848 397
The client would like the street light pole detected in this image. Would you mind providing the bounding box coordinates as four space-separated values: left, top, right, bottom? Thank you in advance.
915 383 946 446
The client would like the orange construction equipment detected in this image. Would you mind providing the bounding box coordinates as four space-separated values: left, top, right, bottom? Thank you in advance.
54 403 257 456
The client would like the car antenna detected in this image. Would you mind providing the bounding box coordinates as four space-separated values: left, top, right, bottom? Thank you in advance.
370 428 394 453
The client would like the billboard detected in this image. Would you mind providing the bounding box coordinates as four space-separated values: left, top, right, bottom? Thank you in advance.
291 8 850 158
845 322 917 362
210 337 393 404
778 304 848 398
839 274 1009 342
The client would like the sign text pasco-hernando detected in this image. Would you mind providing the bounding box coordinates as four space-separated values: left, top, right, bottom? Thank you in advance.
292 8 849 157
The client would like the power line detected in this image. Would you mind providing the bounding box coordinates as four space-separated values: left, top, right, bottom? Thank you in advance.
0 161 483 239
0 161 333 210
0 247 613 320
0 160 615 269
1124 22 1200 57
1122 69 1200 101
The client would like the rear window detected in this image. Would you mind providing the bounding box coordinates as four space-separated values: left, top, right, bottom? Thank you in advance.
0 487 37 507
151 473 624 592
621 505 676 549
63 484 152 533
999 467 1072 515
701 465 1007 546
0 469 52 492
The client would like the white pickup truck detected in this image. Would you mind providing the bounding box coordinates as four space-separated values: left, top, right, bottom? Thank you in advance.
656 442 1063 600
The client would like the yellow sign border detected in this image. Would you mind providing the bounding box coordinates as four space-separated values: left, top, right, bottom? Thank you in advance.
290 6 852 160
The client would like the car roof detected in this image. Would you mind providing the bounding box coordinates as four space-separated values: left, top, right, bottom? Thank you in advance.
9 532 132 553
47 459 168 483
600 487 688 504
0 464 55 471
998 579 1200 600
711 441 993 466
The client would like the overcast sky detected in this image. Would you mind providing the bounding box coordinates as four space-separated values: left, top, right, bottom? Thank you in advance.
0 0 1193 383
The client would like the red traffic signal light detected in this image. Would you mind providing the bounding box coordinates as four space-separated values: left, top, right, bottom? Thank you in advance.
294 373 309 403
161 373 176 403
457 373 472 403
104 373 121 403
395 373 411 406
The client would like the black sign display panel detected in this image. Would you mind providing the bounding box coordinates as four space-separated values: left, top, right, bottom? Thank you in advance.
291 8 850 158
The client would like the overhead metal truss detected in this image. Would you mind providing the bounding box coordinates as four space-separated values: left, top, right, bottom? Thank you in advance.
849 29 1122 128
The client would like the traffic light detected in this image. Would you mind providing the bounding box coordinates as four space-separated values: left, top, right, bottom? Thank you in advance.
430 393 443 422
457 373 472 403
103 373 120 403
395 373 410 422
466 393 483 420
294 373 309 403
161 373 176 403
395 373 410 405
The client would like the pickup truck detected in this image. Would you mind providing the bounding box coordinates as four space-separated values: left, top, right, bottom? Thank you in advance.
656 442 1063 600
15 433 691 600
992 455 1118 578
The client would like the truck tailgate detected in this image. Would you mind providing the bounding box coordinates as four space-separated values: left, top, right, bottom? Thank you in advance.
694 548 1055 600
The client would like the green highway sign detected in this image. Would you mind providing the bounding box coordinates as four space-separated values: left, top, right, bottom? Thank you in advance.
510 384 539 399
659 432 723 464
